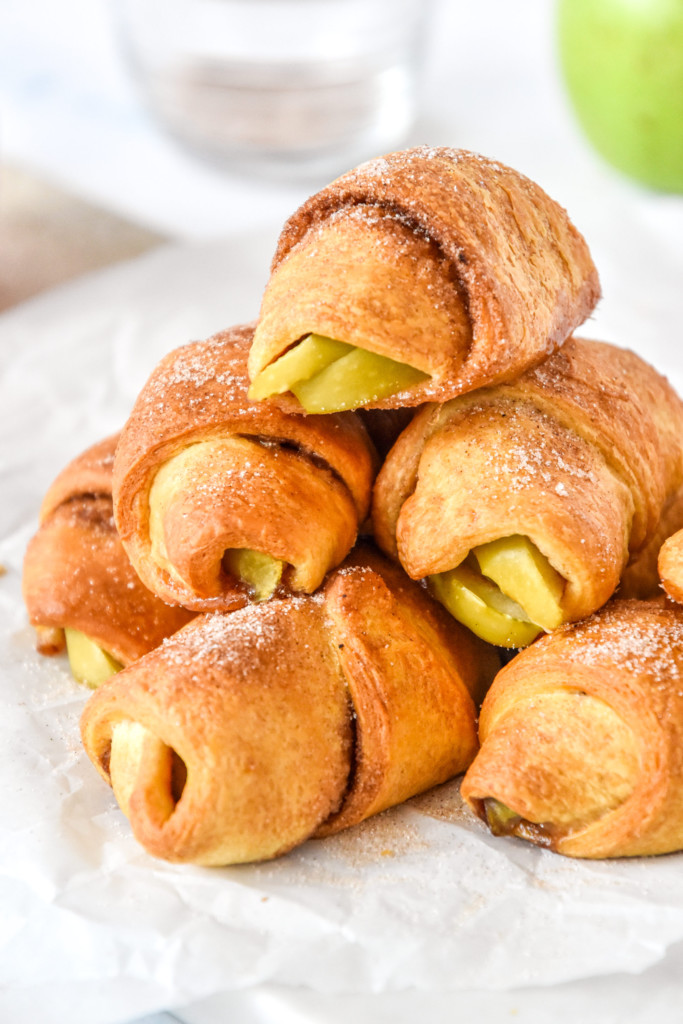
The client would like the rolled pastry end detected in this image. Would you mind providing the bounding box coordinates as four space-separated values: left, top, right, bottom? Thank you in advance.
428 536 566 648
145 436 358 610
81 604 355 865
381 390 635 644
461 690 641 854
249 201 472 412
108 720 187 828
22 465 194 674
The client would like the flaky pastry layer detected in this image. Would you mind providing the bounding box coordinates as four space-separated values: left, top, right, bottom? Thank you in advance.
23 435 192 664
80 546 497 866
462 598 683 858
113 324 377 611
249 147 600 409
372 337 683 624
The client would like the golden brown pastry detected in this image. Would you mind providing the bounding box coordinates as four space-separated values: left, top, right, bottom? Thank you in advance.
248 147 600 413
80 546 498 866
372 337 683 645
461 598 683 858
658 528 683 604
22 435 193 673
113 324 377 612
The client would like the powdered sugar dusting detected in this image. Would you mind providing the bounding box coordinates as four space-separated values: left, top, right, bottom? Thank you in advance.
468 399 598 494
560 600 683 687
157 597 316 677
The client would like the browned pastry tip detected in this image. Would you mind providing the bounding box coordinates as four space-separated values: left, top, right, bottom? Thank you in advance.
372 337 683 630
80 545 498 866
659 527 683 604
23 435 193 666
461 598 683 858
249 147 600 410
113 324 378 612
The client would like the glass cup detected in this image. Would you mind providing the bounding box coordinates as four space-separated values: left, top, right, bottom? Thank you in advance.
116 0 433 180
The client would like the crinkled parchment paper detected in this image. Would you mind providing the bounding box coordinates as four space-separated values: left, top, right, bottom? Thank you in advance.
2 212 683 1024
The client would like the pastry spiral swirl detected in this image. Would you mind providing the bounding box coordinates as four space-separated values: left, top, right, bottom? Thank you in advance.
113 324 377 612
81 547 497 866
249 147 600 412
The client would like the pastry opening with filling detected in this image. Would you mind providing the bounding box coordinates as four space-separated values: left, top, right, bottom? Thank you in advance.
428 535 567 648
146 435 358 605
464 690 640 849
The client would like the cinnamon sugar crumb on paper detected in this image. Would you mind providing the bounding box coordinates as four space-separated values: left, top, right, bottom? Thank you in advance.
410 778 478 826
316 810 430 867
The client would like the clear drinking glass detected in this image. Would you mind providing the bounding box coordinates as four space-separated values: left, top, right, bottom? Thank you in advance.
116 0 433 180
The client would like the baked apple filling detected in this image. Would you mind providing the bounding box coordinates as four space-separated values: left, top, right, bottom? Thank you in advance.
222 548 284 602
147 436 356 603
248 333 429 412
429 535 566 647
64 628 122 687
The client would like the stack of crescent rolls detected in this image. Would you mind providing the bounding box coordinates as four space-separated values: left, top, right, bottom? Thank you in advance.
23 147 683 865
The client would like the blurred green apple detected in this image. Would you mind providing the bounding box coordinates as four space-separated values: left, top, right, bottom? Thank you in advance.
558 0 683 192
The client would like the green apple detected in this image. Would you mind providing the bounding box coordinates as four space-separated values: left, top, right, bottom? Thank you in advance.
428 563 542 648
558 0 683 192
473 535 565 632
222 547 283 601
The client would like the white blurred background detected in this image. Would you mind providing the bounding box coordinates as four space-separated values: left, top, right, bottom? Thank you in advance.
2 0 681 380
0 0 617 236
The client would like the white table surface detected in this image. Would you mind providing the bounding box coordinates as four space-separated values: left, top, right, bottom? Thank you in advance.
2 2 683 1021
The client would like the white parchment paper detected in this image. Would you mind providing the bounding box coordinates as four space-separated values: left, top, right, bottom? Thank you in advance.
1 198 683 1024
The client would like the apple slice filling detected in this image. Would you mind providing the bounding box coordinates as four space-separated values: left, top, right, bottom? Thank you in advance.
473 535 565 632
248 333 429 412
429 561 542 648
484 798 523 836
428 536 566 647
64 628 122 688
222 547 284 602
248 334 353 401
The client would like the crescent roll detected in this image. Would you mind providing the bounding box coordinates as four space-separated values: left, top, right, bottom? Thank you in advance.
248 147 600 413
461 598 683 859
22 435 192 682
80 547 497 866
113 324 376 613
372 337 683 646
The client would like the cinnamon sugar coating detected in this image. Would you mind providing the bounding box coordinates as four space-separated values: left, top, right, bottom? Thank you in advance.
462 598 683 858
23 435 193 665
113 324 377 611
372 337 683 624
249 147 600 410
